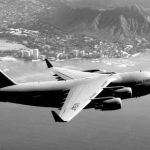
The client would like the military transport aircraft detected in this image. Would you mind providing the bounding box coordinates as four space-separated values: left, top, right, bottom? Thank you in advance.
0 59 150 122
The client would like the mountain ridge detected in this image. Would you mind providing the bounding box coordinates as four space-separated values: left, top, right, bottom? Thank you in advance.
49 5 150 38
91 5 150 40
0 1 150 59
0 1 150 40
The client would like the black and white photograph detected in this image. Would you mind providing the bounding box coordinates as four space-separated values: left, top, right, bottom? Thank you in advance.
0 0 150 149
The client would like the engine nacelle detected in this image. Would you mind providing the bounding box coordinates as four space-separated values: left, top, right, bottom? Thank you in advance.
114 87 132 99
84 69 115 74
84 69 100 73
95 97 122 111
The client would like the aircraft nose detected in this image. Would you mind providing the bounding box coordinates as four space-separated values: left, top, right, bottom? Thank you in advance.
146 71 150 77
144 71 150 79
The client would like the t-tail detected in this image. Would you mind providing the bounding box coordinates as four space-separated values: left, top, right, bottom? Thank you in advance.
0 70 16 88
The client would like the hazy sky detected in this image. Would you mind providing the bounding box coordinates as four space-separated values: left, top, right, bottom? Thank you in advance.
65 0 150 9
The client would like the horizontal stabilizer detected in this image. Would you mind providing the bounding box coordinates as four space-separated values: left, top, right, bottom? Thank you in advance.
0 71 16 88
45 59 53 68
51 111 66 123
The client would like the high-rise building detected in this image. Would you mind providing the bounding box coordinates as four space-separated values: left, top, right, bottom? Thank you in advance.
21 50 30 58
32 49 39 59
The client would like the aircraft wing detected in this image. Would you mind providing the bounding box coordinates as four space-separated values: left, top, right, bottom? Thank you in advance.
52 74 114 122
45 59 99 80
52 67 100 80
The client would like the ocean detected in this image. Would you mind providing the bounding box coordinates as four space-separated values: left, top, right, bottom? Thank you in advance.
0 53 150 150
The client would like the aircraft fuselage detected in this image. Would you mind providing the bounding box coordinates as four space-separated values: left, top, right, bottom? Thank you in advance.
0 71 150 108
106 71 150 98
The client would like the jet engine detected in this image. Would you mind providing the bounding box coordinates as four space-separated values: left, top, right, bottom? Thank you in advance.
114 87 132 99
84 69 115 74
95 97 122 111
84 69 101 73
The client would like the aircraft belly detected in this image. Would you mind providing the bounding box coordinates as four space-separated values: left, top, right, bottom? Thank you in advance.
0 90 69 108
132 82 150 97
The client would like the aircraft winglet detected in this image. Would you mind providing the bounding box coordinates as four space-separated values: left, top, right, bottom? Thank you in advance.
51 111 66 123
45 59 53 68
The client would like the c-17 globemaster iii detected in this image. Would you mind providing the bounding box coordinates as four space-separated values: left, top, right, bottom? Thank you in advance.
0 59 150 122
